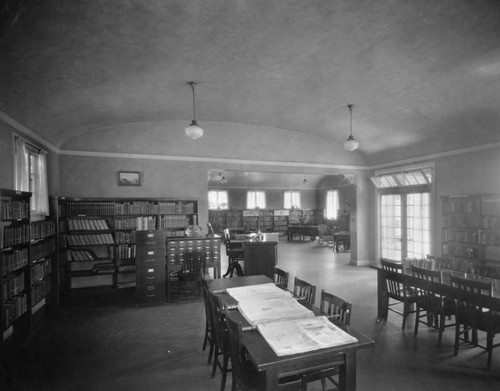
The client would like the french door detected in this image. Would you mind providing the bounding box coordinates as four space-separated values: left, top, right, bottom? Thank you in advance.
380 191 430 261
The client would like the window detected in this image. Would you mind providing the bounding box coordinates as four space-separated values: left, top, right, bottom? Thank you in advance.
376 165 433 261
247 191 266 209
325 190 339 220
14 135 49 219
284 191 301 209
208 190 228 210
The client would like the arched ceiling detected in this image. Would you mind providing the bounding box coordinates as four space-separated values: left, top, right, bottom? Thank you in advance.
1 0 500 166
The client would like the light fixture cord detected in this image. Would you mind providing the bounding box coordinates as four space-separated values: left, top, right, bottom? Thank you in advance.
191 82 197 121
348 104 353 137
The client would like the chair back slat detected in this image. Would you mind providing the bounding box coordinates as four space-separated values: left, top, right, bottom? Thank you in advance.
293 277 316 306
319 289 352 325
274 267 289 290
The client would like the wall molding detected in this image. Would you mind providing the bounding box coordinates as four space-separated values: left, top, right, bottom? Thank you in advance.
3 111 499 171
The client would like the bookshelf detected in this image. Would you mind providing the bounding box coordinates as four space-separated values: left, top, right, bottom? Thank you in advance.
441 194 500 267
1 189 30 342
57 197 199 293
208 210 226 233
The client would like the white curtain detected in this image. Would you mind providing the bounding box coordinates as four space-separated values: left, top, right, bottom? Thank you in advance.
14 136 30 191
35 151 50 216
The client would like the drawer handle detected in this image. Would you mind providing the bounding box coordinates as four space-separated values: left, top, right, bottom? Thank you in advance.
147 286 155 291
148 251 154 255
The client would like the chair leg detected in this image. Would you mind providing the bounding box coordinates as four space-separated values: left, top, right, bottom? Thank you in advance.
487 331 494 370
202 324 209 351
414 307 420 336
454 323 461 356
220 354 229 391
437 312 444 348
211 346 219 378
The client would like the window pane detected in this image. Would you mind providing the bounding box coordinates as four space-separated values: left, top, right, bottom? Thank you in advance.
381 194 402 261
326 190 338 220
406 192 430 259
208 190 228 210
284 191 301 209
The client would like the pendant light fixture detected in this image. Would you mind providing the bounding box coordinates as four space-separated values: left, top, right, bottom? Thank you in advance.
343 104 359 152
185 81 203 140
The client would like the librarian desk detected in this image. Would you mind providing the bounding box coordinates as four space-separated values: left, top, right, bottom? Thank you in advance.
208 275 374 391
373 261 500 321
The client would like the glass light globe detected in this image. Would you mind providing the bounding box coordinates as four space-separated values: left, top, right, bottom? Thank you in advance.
185 120 203 140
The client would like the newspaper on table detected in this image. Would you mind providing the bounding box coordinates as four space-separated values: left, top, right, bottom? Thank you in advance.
257 315 359 356
226 283 314 326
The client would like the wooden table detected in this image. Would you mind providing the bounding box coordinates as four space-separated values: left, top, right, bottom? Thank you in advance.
287 225 318 241
209 275 374 391
372 262 500 321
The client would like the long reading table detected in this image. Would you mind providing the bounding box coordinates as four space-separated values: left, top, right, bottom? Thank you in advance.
207 275 374 391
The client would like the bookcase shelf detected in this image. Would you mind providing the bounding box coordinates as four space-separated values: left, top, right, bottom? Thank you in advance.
55 197 199 293
441 194 500 267
1 189 56 345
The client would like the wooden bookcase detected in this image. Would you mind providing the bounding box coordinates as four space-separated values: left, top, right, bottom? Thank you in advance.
56 197 199 293
441 194 500 268
1 189 56 344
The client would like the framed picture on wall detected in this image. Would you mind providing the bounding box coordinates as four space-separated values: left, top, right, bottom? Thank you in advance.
118 171 141 186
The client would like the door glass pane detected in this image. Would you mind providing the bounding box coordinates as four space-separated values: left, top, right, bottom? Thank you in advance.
381 194 402 260
406 192 430 259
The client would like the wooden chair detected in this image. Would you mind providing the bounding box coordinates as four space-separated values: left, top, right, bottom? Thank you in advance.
208 290 232 391
411 265 455 347
201 278 215 364
178 251 204 301
380 260 418 330
450 274 500 369
223 229 245 277
293 277 316 306
223 304 302 391
300 290 353 391
274 266 289 290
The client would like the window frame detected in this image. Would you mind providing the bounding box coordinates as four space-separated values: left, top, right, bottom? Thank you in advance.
208 190 229 210
283 191 301 209
247 190 266 209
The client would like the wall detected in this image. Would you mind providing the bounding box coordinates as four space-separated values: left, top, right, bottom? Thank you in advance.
366 146 500 263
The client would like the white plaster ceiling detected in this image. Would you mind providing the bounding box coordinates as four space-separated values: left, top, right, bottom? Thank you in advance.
1 0 500 165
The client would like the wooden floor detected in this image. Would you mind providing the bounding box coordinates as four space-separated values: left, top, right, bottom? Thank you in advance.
2 238 500 390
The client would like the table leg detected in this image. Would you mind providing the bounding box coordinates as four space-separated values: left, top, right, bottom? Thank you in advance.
338 351 356 391
265 369 280 390
377 269 389 321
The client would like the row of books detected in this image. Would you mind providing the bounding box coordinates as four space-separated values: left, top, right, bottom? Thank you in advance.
68 218 109 231
66 233 114 246
1 271 26 300
1 293 27 329
482 215 499 229
32 280 51 306
31 238 56 262
117 265 135 273
442 244 479 259
158 215 189 229
1 248 28 276
31 219 56 241
442 215 480 228
114 230 135 244
116 244 136 259
114 201 158 215
443 197 480 213
31 260 51 283
2 223 30 248
442 229 479 244
66 249 96 261
159 201 196 215
63 200 197 216
165 230 186 238
64 201 114 216
1 199 30 221
479 231 500 246
115 216 156 230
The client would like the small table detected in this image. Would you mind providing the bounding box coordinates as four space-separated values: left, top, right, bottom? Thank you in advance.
334 231 351 253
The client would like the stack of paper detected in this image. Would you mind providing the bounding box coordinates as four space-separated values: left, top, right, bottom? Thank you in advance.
226 283 291 302
258 315 358 356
